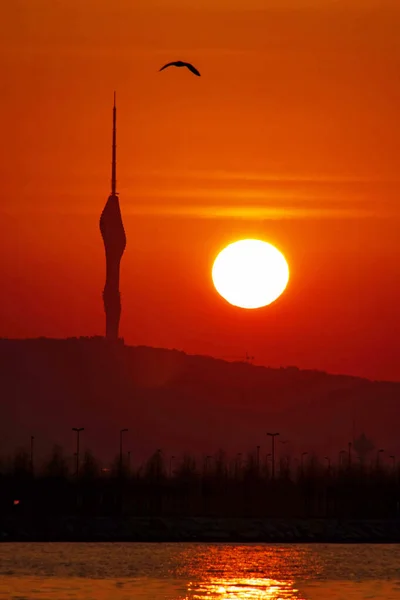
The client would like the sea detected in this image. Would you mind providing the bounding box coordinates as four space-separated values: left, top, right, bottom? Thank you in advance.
0 542 399 599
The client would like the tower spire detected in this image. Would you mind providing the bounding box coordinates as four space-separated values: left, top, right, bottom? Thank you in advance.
100 91 126 343
111 91 117 196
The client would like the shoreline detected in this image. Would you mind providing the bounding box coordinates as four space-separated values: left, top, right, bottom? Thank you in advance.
2 517 400 543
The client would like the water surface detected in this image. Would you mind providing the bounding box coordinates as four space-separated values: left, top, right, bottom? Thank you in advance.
0 543 399 599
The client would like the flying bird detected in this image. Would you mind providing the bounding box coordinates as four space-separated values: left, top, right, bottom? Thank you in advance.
159 61 201 77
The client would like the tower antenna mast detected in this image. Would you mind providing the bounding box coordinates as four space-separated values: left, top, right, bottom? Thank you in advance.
111 91 117 196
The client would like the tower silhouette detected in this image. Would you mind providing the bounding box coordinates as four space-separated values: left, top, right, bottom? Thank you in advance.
100 93 126 342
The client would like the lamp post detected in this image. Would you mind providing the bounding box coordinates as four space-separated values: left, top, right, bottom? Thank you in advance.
376 448 384 468
325 456 331 471
72 428 84 477
348 441 352 467
267 432 280 479
256 445 260 473
169 455 175 477
390 455 396 470
119 429 128 472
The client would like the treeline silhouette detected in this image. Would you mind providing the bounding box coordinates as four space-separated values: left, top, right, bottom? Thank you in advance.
2 445 399 519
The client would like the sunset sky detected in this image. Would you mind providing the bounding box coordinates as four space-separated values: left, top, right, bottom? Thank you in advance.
1 0 399 381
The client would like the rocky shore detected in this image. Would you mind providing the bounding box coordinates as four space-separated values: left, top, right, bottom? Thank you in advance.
1 517 400 543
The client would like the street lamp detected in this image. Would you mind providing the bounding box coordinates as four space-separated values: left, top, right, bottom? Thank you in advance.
390 455 396 469
169 455 175 477
119 429 128 471
325 456 331 470
256 445 260 473
72 428 84 477
267 432 280 479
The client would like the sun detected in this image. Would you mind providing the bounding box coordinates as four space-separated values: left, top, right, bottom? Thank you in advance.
212 239 289 309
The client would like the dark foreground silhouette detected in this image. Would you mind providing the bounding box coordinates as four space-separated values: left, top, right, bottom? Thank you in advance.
1 335 399 542
2 516 400 543
1 445 400 541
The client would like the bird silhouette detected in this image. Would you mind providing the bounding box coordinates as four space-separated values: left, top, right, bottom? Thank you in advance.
159 61 201 77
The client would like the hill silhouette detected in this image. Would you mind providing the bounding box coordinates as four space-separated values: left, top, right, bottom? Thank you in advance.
1 337 399 465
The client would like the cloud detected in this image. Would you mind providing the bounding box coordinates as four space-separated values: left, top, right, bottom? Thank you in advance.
123 204 377 220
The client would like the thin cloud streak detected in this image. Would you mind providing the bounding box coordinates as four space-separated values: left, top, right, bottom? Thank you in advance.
124 204 378 220
132 188 366 203
133 168 397 184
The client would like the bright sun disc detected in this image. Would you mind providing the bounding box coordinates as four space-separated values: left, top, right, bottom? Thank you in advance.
212 239 289 309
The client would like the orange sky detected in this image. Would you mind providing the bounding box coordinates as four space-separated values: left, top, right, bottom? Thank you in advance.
1 0 399 380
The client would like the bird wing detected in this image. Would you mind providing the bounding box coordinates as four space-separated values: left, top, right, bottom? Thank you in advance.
159 62 179 71
185 63 201 76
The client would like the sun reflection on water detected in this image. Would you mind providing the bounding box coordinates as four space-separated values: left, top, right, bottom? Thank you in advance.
1 543 400 599
187 577 301 599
